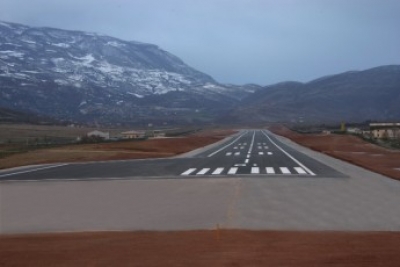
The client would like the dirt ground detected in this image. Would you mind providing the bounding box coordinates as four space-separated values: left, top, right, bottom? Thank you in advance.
269 125 400 180
1 230 399 267
0 129 235 169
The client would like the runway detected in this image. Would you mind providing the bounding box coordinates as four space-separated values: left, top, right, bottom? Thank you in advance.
0 130 344 181
1 129 400 234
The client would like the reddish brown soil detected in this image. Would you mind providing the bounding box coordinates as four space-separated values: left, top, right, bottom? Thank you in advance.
0 132 233 169
1 230 399 267
269 125 400 180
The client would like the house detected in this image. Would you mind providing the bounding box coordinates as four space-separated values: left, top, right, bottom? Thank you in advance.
121 130 145 139
370 123 400 139
87 130 110 140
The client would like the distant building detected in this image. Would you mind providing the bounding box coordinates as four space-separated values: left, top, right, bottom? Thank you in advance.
346 127 362 134
121 130 145 139
153 130 166 138
87 130 110 140
370 123 400 139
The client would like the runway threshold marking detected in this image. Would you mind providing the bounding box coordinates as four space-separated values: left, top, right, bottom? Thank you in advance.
266 167 275 174
212 168 224 175
180 166 313 176
197 168 210 175
294 167 307 174
181 168 197 175
228 167 238 175
261 130 316 176
251 167 260 174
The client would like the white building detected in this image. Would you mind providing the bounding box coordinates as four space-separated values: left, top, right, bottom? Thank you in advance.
370 123 400 139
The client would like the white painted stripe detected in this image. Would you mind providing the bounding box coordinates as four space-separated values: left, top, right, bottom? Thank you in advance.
0 164 69 178
235 164 246 167
234 152 240 156
207 132 247 157
181 168 197 175
226 152 232 156
245 159 249 164
294 167 307 174
251 167 260 174
266 167 275 174
212 167 224 175
227 167 238 174
196 168 210 175
234 147 238 149
247 131 256 155
240 146 245 149
258 146 262 149
261 131 316 176
280 167 291 174
267 152 273 155
264 146 269 149
258 152 264 155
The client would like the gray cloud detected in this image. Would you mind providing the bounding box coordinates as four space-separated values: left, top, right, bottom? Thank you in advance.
1 0 399 85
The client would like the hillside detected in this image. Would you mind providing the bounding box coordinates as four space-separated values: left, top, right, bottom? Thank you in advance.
223 65 400 124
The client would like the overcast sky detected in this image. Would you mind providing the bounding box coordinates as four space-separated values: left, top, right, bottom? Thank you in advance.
1 0 399 85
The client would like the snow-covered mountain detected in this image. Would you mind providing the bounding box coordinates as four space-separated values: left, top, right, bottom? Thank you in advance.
0 21 258 125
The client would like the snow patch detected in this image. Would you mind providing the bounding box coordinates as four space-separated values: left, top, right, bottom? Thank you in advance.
21 40 36 44
106 41 125 48
51 43 71 48
21 70 41 74
55 79 70 86
127 92 144 98
69 53 95 67
0 51 24 58
79 101 87 107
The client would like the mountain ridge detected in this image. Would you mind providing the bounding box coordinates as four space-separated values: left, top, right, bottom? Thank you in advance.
227 65 400 124
1 20 399 126
0 20 257 125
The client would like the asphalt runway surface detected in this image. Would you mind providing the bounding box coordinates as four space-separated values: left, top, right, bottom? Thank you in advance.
0 130 344 181
1 130 399 233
